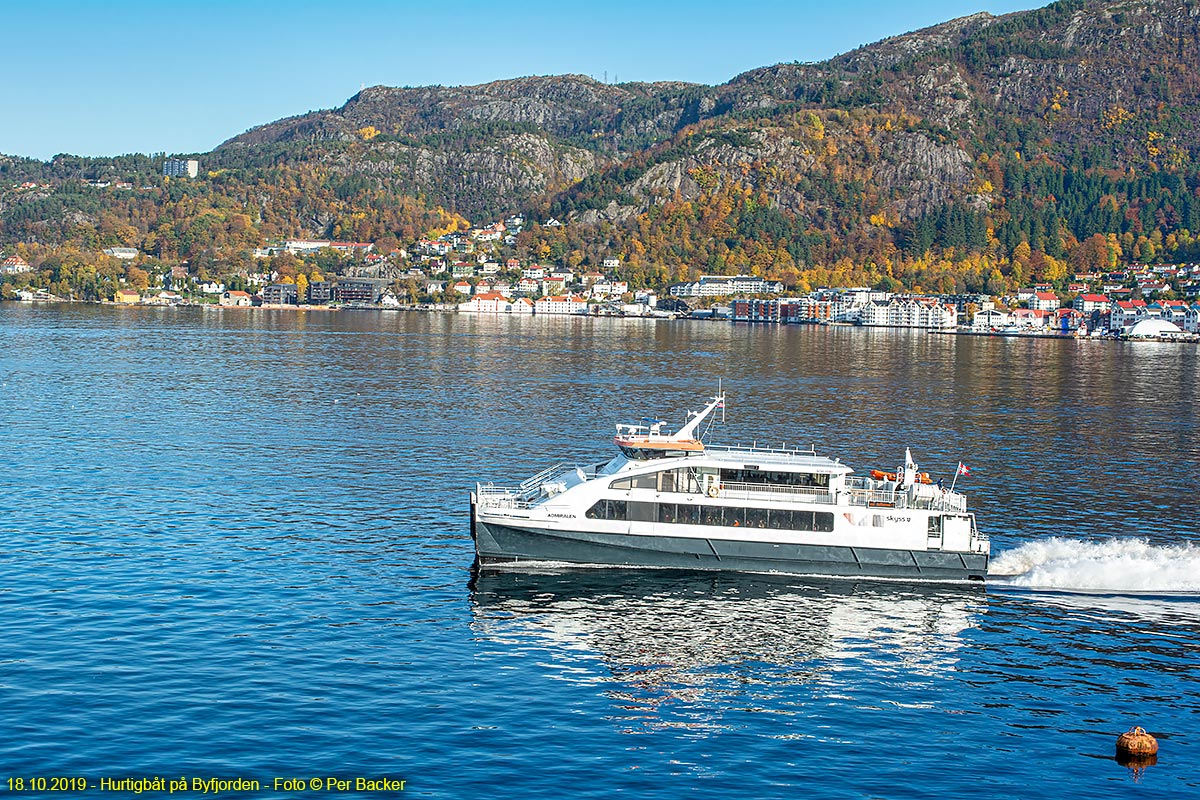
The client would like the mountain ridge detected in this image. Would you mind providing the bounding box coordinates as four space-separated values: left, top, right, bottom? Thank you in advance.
5 0 1200 300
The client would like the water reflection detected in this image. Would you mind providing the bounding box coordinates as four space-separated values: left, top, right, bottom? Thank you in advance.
470 569 986 732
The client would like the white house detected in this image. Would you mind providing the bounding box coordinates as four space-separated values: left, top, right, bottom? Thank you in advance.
460 293 533 314
534 294 588 315
1029 291 1060 312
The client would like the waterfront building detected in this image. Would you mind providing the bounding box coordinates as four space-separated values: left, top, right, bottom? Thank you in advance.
307 281 334 304
458 292 534 314
972 309 1011 329
534 294 588 315
1110 299 1148 331
262 284 298 305
731 298 809 323
114 289 141 304
1010 308 1051 329
1158 299 1189 328
859 297 958 329
220 290 253 307
333 281 377 304
1185 303 1200 332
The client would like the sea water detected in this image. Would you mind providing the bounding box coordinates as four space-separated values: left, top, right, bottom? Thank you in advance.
1 304 1197 798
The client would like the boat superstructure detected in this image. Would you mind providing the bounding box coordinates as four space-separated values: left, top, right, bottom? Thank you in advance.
471 394 989 582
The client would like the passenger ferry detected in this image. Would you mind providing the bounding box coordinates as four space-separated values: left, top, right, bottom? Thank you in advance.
471 394 989 582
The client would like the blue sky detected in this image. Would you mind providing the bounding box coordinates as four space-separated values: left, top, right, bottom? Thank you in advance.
2 0 1041 161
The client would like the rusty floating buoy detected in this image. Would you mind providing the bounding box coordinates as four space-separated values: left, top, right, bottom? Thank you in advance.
1116 726 1159 757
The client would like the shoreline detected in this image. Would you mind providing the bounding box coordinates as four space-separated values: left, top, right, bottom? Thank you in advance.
8 298 1200 344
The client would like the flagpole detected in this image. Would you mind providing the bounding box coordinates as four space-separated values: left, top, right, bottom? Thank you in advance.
949 462 962 493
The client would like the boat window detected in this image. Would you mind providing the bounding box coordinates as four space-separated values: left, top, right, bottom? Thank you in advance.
618 446 673 460
623 503 835 531
629 501 656 522
585 499 628 521
632 473 658 490
928 515 942 534
659 471 675 493
609 477 633 490
743 507 768 528
718 468 830 488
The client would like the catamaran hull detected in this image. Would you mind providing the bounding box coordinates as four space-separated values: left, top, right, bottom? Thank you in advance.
473 518 989 582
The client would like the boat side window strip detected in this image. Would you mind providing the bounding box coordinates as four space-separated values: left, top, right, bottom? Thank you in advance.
612 501 834 532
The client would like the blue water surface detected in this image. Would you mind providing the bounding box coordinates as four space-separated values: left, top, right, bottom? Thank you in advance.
1 305 1197 798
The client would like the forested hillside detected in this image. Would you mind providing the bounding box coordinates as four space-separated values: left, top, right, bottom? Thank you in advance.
4 0 1200 299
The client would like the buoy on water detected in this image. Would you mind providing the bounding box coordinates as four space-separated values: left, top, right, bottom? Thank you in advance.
1116 726 1159 757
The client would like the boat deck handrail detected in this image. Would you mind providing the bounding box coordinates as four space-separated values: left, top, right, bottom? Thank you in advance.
717 480 967 512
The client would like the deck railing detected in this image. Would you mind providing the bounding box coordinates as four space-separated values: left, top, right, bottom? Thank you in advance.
479 466 968 514
479 462 602 509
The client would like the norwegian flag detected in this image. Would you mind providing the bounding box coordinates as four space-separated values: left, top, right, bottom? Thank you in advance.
957 462 971 477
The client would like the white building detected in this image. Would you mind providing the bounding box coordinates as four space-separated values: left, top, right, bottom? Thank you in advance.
1110 300 1148 331
459 292 534 314
972 309 1011 329
534 294 588 315
669 275 785 298
1029 291 1061 312
859 298 958 329
284 240 331 254
163 159 199 178
103 247 139 260
1074 294 1110 315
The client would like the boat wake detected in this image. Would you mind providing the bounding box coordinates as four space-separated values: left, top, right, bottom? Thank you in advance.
989 537 1200 594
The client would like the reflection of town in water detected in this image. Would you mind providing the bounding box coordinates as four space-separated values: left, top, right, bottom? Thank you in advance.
470 569 987 734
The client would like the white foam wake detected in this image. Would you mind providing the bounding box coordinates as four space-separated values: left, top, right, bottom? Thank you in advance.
990 537 1200 593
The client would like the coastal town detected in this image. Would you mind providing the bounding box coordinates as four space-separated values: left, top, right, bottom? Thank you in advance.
4 162 1200 340
6 218 1200 340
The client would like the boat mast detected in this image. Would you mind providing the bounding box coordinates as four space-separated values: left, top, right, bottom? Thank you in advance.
675 391 726 441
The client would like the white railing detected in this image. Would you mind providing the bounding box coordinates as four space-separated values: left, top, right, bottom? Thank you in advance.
716 481 832 502
705 444 821 463
479 461 603 510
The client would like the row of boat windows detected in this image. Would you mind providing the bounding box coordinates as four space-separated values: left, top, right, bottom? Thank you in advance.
585 499 836 532
609 467 830 493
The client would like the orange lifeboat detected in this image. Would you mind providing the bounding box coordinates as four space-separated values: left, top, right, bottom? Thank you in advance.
869 469 935 484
